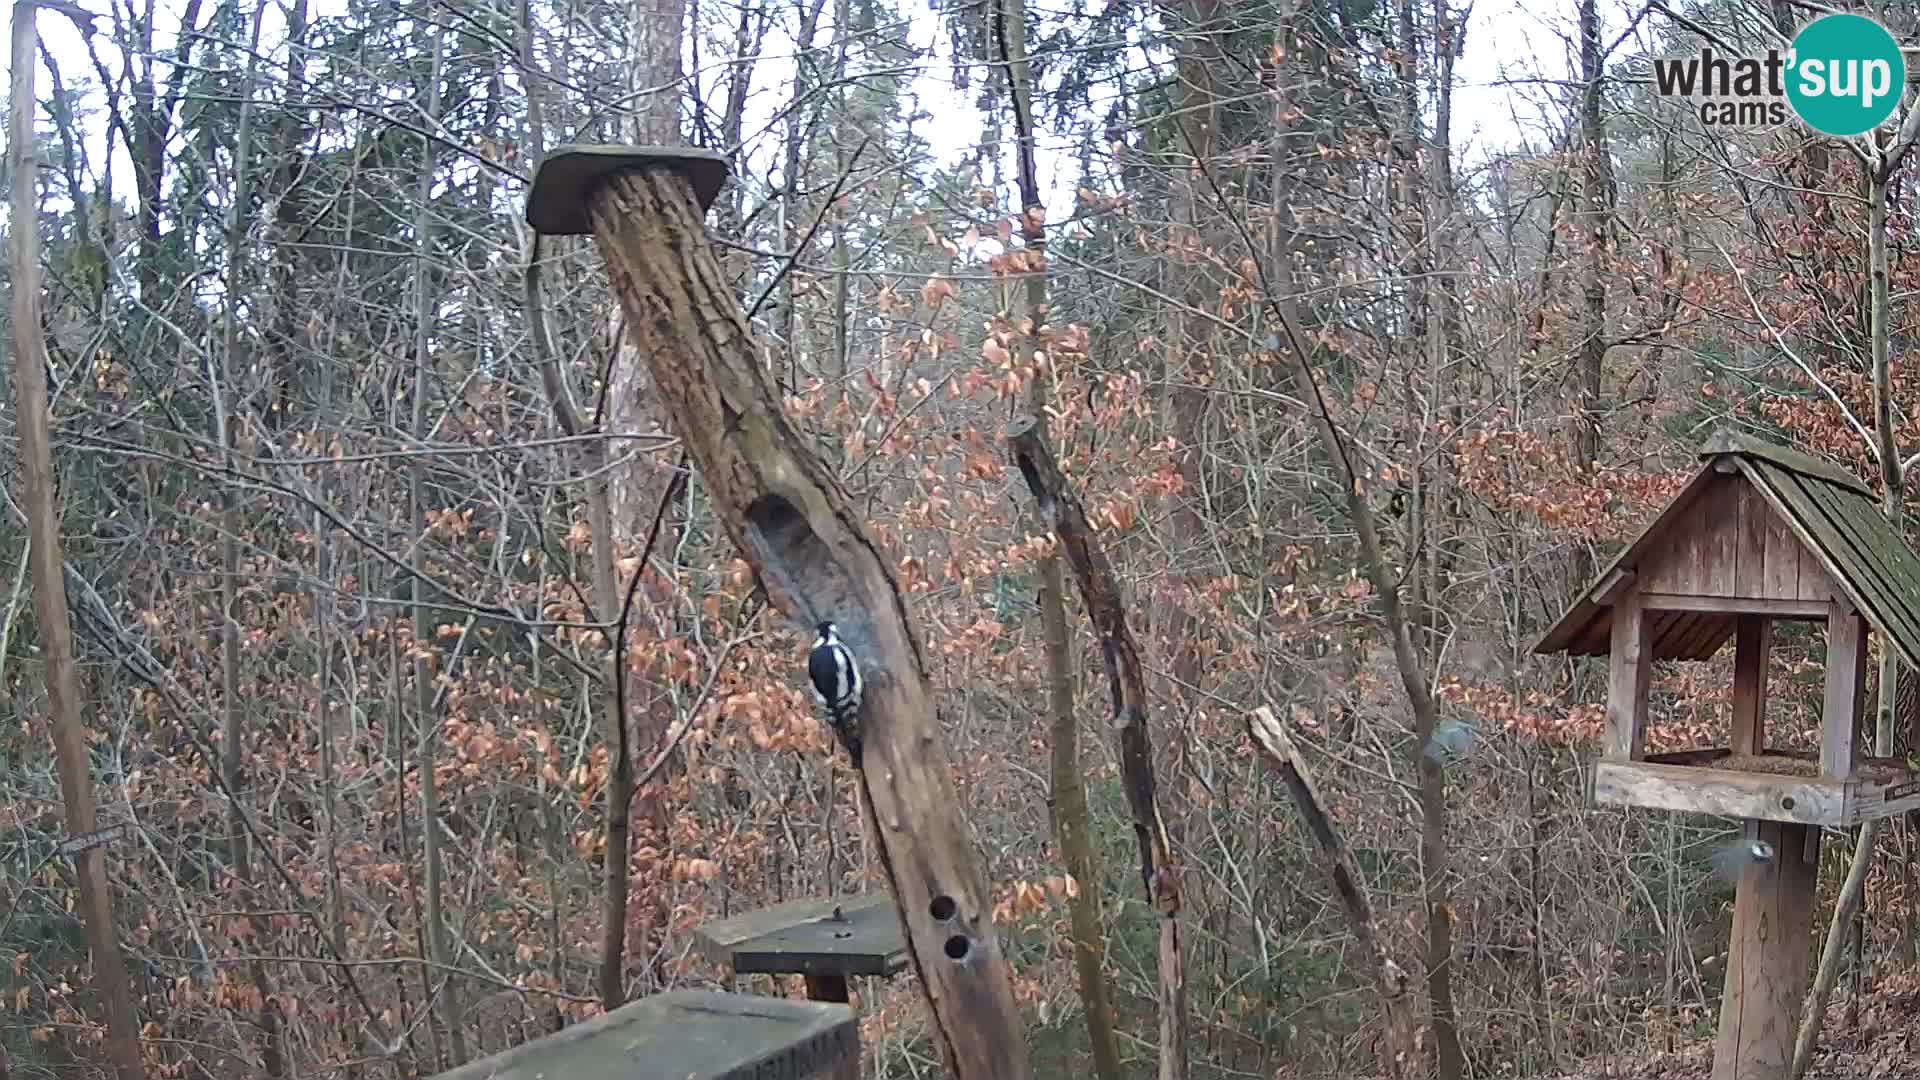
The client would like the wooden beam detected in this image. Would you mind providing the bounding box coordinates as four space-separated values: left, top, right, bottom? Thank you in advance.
1731 617 1771 756
1822 601 1866 781
1638 594 1829 618
1606 591 1651 760
1712 821 1816 1080
1592 567 1636 605
1593 761 1846 826
539 153 1032 1080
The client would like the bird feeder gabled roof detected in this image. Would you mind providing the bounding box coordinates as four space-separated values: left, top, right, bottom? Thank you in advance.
1534 429 1920 671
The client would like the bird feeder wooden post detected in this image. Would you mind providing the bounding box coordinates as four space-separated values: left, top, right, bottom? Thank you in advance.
694 894 910 1004
1536 429 1920 1080
524 146 1033 1080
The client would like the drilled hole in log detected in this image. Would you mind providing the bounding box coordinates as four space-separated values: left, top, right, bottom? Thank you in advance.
943 934 971 961
743 493 866 643
929 895 957 921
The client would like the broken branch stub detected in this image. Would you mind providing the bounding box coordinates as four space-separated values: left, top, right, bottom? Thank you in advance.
1246 707 1416 1078
1007 416 1188 1080
529 149 1031 1080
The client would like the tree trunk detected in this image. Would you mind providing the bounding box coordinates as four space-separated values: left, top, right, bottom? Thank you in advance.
1009 422 1187 1080
408 27 467 1069
1572 0 1611 595
215 4 283 1071
8 5 146 1076
573 161 1034 1079
993 2 1122 1075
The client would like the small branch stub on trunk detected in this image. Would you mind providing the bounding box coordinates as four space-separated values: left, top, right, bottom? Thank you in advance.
525 148 1033 1080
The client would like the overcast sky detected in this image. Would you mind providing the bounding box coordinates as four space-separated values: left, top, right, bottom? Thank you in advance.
6 0 1597 235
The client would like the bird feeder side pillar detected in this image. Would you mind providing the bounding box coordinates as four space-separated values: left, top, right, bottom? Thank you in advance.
527 150 1032 1080
1711 819 1816 1080
1605 590 1651 761
1730 616 1770 756
1821 600 1866 781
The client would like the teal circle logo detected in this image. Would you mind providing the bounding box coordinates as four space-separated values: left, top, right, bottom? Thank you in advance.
1786 14 1905 136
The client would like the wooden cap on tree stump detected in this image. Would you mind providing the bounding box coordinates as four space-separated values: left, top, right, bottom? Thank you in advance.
524 144 730 235
428 990 859 1080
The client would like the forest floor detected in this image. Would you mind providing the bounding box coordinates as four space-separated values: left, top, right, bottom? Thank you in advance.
1552 980 1920 1079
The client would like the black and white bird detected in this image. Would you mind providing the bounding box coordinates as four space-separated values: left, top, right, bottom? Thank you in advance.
808 621 864 761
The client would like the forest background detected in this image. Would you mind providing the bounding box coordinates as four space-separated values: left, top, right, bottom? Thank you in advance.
3 0 1918 1075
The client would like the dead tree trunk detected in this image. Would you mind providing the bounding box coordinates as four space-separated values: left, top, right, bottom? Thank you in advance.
1007 418 1187 1080
1247 707 1417 1077
527 150 1033 1080
8 4 145 1076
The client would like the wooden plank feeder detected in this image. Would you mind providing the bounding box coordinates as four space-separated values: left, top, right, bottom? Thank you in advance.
523 145 1033 1079
693 893 909 1003
1535 428 1920 1080
431 989 859 1080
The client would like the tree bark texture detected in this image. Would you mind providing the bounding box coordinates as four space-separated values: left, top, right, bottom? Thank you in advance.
9 4 146 1076
1008 419 1188 1080
580 165 1033 1080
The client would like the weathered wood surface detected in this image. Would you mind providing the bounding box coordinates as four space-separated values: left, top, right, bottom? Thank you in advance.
1821 601 1866 781
1699 428 1875 496
1637 594 1827 617
1712 821 1816 1080
430 990 858 1080
1246 707 1416 1077
1008 417 1187 1080
553 157 1031 1079
693 894 908 980
1622 750 1920 822
1593 761 1845 826
1605 590 1650 761
1731 617 1771 756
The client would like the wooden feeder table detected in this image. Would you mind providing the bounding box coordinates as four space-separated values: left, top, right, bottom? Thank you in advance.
1536 429 1920 1080
429 989 859 1080
693 893 909 1004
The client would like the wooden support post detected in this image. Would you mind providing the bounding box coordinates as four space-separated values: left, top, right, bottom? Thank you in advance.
805 975 851 1004
526 147 1032 1080
1606 590 1651 760
1731 616 1771 756
1712 820 1817 1080
1822 601 1867 780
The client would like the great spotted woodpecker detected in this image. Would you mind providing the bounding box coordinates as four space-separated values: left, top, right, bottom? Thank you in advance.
808 621 863 762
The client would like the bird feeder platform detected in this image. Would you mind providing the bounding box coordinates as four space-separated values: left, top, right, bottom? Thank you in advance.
428 989 859 1080
693 893 910 1003
1536 429 1920 1080
1595 748 1920 827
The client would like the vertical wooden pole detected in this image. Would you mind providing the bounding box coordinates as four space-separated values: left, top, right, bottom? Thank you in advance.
1606 591 1650 760
1712 820 1816 1080
804 975 851 1004
1731 617 1771 756
1822 603 1866 780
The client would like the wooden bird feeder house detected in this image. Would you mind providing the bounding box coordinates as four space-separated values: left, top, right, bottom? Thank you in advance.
1536 428 1920 1080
